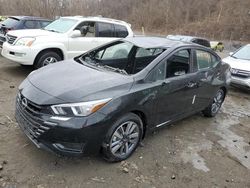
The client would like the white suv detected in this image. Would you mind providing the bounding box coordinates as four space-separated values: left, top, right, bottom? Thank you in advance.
1 16 133 68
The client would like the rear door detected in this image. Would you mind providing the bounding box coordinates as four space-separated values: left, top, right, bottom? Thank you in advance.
154 48 200 126
192 49 220 110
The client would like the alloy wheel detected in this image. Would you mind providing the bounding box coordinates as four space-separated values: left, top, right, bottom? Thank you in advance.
42 57 58 66
110 121 140 158
211 90 224 114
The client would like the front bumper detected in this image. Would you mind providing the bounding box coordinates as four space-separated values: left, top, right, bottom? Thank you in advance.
230 76 250 89
1 42 38 65
15 94 111 157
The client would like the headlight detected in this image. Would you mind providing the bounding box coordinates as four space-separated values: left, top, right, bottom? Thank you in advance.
51 98 112 117
15 37 35 47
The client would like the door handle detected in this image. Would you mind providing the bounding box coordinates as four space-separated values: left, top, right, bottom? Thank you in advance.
186 82 197 88
161 81 170 87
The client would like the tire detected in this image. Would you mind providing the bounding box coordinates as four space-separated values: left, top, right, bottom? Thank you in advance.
102 113 143 162
202 89 225 117
34 51 62 69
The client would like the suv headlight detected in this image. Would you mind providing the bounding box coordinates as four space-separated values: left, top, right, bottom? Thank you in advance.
15 37 35 47
51 98 112 117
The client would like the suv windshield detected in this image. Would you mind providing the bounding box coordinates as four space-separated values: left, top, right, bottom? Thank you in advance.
232 45 250 61
44 18 77 33
1 17 20 28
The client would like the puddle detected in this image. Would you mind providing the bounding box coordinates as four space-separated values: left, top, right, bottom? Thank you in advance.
181 140 213 172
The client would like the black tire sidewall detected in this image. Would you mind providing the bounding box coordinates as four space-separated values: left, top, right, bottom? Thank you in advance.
102 113 143 162
35 51 62 69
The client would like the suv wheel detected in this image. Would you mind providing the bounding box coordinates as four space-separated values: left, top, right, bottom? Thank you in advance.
102 113 143 162
35 51 62 69
202 89 225 117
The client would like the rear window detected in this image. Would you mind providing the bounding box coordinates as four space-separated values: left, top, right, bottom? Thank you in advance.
1 17 20 28
193 39 211 48
97 22 114 37
114 24 128 38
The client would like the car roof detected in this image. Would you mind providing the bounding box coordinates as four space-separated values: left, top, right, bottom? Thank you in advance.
9 16 51 21
61 16 130 26
122 36 195 49
167 35 208 42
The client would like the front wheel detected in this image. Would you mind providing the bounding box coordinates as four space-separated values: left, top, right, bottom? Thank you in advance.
102 113 143 162
202 89 225 117
34 51 62 69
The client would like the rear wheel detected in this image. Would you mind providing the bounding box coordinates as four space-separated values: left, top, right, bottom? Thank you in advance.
202 89 225 117
102 113 143 162
34 51 62 69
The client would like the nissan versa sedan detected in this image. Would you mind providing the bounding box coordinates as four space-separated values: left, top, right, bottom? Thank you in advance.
16 37 231 162
223 44 250 89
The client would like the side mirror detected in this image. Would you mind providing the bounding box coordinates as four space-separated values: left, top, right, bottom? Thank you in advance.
80 26 89 36
71 30 81 38
229 52 234 56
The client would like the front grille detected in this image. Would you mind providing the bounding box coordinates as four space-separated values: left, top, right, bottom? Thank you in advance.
15 93 51 143
231 68 250 79
0 36 5 42
6 34 17 44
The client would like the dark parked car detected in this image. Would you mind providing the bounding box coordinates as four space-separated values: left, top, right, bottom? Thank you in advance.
16 37 230 162
167 35 211 48
0 16 52 47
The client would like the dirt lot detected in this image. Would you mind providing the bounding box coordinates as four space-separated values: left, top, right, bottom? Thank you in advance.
0 52 249 188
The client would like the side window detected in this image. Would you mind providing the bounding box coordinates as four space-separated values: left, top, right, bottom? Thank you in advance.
166 49 190 78
136 48 164 58
211 54 220 67
24 20 37 29
40 21 51 28
196 50 211 70
97 22 114 37
75 22 96 37
114 24 128 38
95 42 133 60
146 62 166 82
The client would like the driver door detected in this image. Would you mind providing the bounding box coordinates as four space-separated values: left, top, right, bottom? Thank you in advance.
68 21 99 58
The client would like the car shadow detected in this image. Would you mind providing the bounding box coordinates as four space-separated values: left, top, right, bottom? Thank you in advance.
1 65 34 78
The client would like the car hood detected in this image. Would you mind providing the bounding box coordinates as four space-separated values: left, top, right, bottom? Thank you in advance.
223 56 250 71
23 60 134 105
7 29 60 38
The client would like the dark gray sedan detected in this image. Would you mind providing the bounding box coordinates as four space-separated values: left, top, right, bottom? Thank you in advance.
16 37 231 162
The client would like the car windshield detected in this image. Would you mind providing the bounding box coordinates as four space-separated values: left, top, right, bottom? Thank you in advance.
44 18 78 33
1 17 20 28
232 45 250 61
77 41 165 75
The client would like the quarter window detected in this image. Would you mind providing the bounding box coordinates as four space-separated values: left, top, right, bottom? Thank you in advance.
166 49 190 78
114 24 128 38
196 50 211 70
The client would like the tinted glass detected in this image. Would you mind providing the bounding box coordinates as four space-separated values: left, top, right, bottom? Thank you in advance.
44 18 78 33
232 45 250 60
114 24 128 38
97 22 114 37
196 50 211 69
167 49 190 78
24 20 38 29
1 17 20 28
40 21 51 28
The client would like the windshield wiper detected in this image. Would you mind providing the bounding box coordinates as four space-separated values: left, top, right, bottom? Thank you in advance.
102 65 128 75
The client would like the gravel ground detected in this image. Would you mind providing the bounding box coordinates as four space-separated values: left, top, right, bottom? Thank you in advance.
0 52 249 188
